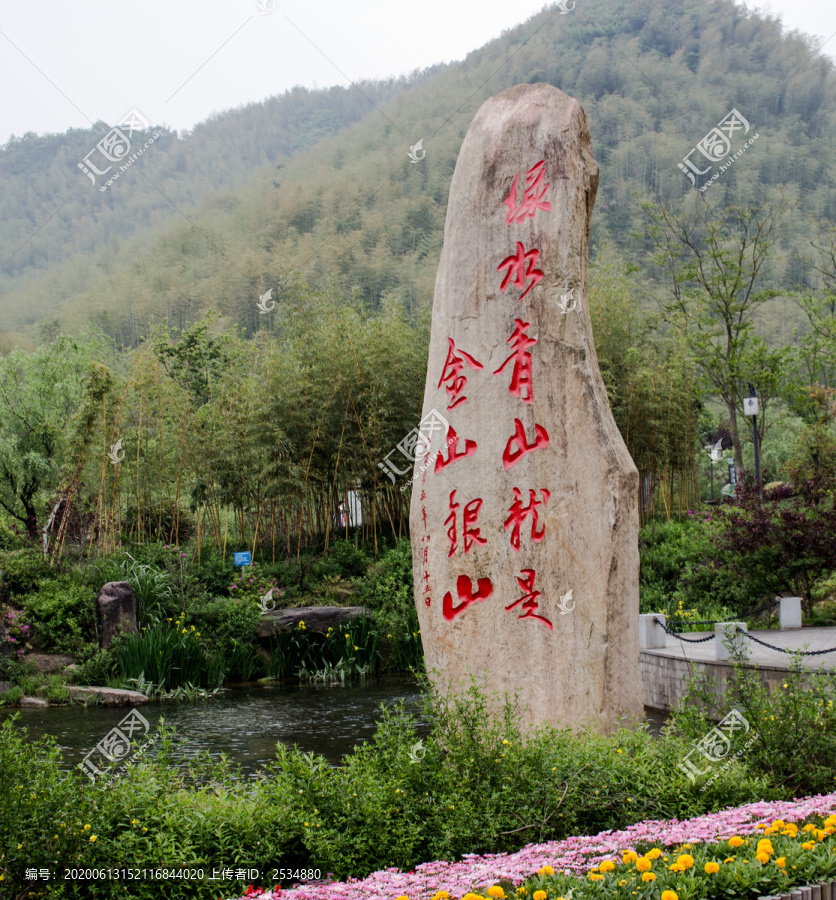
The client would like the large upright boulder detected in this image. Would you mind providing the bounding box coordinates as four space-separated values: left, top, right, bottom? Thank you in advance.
97 581 137 648
409 83 642 735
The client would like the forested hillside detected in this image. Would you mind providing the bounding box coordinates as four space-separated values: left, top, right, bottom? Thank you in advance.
1 0 834 347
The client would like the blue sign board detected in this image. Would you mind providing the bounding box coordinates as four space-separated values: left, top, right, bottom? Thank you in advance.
233 551 252 567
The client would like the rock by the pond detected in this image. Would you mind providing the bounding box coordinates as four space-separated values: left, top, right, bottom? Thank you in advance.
409 83 642 736
24 652 76 674
19 696 49 707
66 686 149 706
256 605 371 639
97 581 137 648
0 681 12 693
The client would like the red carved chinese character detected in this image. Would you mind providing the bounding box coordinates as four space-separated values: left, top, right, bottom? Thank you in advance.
494 318 537 403
505 568 553 629
442 574 493 621
504 160 551 225
444 490 487 557
435 425 477 473
497 243 544 301
423 547 428 564
504 487 550 552
421 505 428 530
503 418 550 470
438 338 484 410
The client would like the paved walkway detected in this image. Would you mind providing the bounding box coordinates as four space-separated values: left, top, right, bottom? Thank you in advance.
646 626 836 671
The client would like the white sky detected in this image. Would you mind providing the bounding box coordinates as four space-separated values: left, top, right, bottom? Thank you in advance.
0 0 835 144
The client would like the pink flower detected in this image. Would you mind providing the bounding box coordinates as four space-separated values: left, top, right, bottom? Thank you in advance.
226 793 836 900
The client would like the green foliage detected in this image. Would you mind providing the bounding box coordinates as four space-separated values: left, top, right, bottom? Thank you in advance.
116 616 223 689
20 580 97 653
267 677 773 879
639 517 752 621
185 595 261 661
0 548 54 597
0 680 781 895
670 651 836 796
66 647 119 687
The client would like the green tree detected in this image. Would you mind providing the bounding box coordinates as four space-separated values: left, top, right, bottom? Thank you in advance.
642 193 790 475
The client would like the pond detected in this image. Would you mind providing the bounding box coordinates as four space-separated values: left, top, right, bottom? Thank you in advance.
0 675 426 775
0 676 667 777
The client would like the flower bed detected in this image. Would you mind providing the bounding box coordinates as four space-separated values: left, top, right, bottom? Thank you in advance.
228 793 836 900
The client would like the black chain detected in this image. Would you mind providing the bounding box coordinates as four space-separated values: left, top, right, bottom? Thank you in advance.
652 618 836 654
653 617 716 643
734 627 836 656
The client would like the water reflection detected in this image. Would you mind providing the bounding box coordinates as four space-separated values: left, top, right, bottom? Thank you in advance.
0 676 668 777
0 675 426 773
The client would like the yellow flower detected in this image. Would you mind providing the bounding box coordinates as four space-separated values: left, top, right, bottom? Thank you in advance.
487 889 506 899
669 863 685 874
729 836 744 848
705 862 720 874
647 848 662 860
83 824 90 830
804 824 818 832
775 857 787 868
641 872 656 882
396 896 409 900
599 860 616 872
661 892 679 900
502 740 510 745
539 866 554 876
182 628 187 633
533 893 547 900
825 815 836 828
817 829 828 841
756 853 770 865
89 835 97 842
802 841 816 850
588 873 603 881
724 857 735 864
772 820 785 829
618 880 627 887
616 748 623 753
635 857 652 873
676 854 694 870
757 839 774 856
622 851 638 863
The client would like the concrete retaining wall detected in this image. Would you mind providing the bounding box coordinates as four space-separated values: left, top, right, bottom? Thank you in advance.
641 645 815 713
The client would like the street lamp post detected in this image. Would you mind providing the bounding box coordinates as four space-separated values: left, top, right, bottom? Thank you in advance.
743 383 761 499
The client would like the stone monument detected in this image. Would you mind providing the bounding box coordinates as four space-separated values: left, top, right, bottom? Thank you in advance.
409 83 642 735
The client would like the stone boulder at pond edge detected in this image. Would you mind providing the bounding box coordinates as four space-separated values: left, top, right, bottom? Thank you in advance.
256 606 371 640
97 581 137 648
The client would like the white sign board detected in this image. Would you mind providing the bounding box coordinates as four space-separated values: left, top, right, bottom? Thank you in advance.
743 397 759 416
